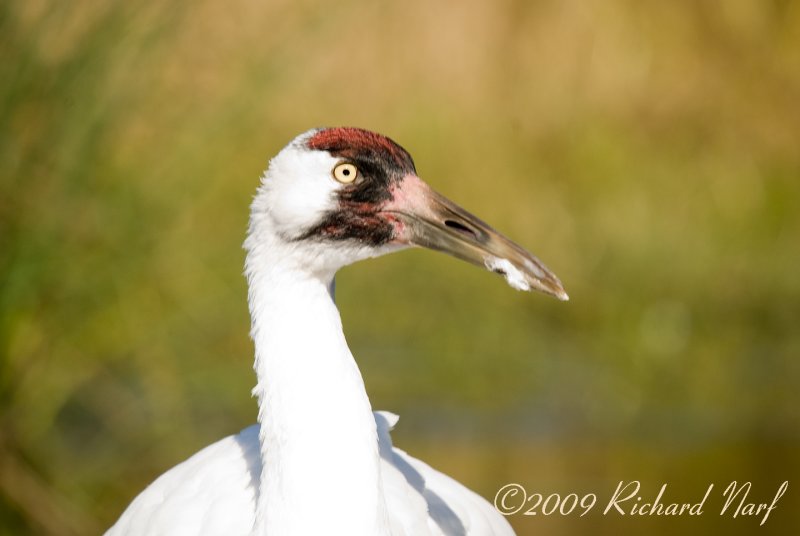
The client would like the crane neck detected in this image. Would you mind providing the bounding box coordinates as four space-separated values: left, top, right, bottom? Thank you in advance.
244 230 389 535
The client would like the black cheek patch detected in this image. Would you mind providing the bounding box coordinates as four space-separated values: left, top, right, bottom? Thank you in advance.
298 210 394 247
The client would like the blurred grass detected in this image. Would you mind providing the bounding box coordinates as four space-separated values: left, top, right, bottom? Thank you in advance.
1 0 799 534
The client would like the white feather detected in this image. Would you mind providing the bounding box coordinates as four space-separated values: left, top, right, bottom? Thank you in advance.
107 415 513 536
484 256 530 292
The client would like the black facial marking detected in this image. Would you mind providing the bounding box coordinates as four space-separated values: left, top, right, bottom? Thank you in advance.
298 210 395 246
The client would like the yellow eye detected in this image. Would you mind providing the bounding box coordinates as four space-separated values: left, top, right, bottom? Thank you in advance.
333 163 358 184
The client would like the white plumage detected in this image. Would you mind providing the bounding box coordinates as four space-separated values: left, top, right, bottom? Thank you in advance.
107 128 566 535
109 412 511 536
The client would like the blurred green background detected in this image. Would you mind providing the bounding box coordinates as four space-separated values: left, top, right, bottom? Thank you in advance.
2 0 799 534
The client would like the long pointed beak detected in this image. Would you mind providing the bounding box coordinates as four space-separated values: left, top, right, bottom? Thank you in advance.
383 175 568 301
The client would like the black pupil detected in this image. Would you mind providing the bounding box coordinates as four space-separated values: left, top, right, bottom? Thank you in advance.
343 169 350 175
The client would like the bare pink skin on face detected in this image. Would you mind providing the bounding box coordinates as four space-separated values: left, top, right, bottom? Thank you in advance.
380 174 435 244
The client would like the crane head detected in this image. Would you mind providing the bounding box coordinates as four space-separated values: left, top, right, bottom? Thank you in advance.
250 127 568 301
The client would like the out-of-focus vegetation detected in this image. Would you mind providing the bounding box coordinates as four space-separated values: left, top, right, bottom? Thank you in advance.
1 0 798 534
